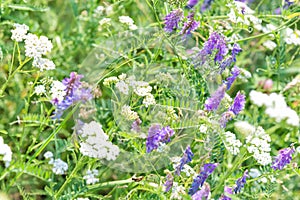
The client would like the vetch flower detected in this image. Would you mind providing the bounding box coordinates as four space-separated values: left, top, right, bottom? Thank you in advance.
164 9 184 33
189 163 218 195
234 170 248 194
146 125 175 153
219 186 233 200
192 182 211 200
180 12 199 35
231 43 242 62
187 0 199 8
175 145 194 175
228 91 245 115
271 146 295 170
164 173 174 192
131 118 142 132
204 84 226 111
201 0 214 12
226 66 240 90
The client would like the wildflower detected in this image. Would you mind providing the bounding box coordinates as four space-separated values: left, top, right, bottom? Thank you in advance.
62 72 83 96
204 84 226 111
146 124 175 153
171 182 186 199
164 9 184 33
271 147 295 170
187 0 199 8
234 170 248 194
121 105 139 120
99 18 112 26
11 23 29 42
192 182 211 200
228 91 245 115
143 94 156 107
44 151 54 159
226 66 240 90
133 81 152 96
219 186 233 200
34 85 46 95
263 40 277 50
180 12 199 35
131 118 142 132
231 43 242 62
223 131 242 155
50 81 67 104
175 145 194 175
115 80 129 95
83 169 99 185
201 0 214 12
0 136 12 167
52 158 68 175
103 76 119 86
119 16 137 30
164 173 174 192
189 163 218 195
32 57 55 71
24 33 53 58
79 121 120 160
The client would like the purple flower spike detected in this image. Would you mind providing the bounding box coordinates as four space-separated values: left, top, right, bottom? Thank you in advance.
219 111 235 128
201 0 214 12
192 182 211 200
181 12 199 36
175 145 194 176
164 173 174 192
187 0 199 8
146 125 175 153
219 186 233 200
164 9 184 33
189 163 218 195
131 118 142 132
226 66 240 90
272 147 295 170
231 44 242 62
62 72 84 96
229 91 245 115
205 84 226 111
234 170 248 194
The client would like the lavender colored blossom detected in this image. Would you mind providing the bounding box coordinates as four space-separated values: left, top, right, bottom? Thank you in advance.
131 118 142 132
271 147 295 170
146 125 175 153
231 44 242 62
164 9 184 33
204 84 226 111
187 0 199 8
189 163 218 195
219 186 233 200
220 57 233 73
233 170 248 194
219 111 235 128
226 66 240 90
175 145 194 176
192 182 210 200
228 91 245 115
201 0 214 12
180 12 199 35
164 173 174 192
62 72 83 96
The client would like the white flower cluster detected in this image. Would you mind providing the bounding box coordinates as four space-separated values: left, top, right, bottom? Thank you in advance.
250 90 299 127
34 85 46 95
234 121 256 136
103 74 156 108
171 182 186 200
246 126 272 166
223 131 242 155
170 157 197 178
79 121 120 160
121 105 139 120
119 16 137 30
0 136 12 167
83 169 99 185
263 40 277 51
50 81 67 104
44 151 68 175
10 23 55 71
284 28 300 45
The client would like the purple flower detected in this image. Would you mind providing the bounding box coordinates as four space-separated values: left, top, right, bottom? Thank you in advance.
219 111 235 128
131 118 142 132
164 9 184 33
229 91 245 115
231 43 242 62
180 12 199 35
226 66 240 90
164 173 174 192
204 84 226 111
201 0 214 12
187 0 199 8
146 125 175 153
219 186 233 200
192 182 211 200
62 72 84 96
220 57 233 73
175 145 194 176
189 163 218 195
271 147 295 170
234 170 248 194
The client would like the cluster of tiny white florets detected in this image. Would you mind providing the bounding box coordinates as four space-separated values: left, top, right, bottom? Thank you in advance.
246 126 272 166
234 121 256 136
223 131 242 155
119 16 137 30
10 23 55 71
79 121 120 161
250 90 299 127
50 80 67 104
0 136 12 168
83 169 99 185
171 182 186 200
121 105 139 120
44 151 68 175
103 74 156 108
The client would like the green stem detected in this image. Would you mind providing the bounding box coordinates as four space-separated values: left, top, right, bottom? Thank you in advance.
87 178 135 190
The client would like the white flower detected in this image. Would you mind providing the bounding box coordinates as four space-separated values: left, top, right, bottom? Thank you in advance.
0 136 12 167
223 131 242 155
44 151 53 159
99 18 111 26
103 76 119 86
52 158 68 175
143 94 156 107
24 33 53 58
11 23 29 42
115 80 129 95
105 5 113 15
93 6 104 16
234 121 255 136
32 57 55 71
119 16 134 25
132 81 152 96
34 85 46 95
79 121 120 161
83 169 99 185
171 182 186 199
121 105 139 120
129 24 138 30
249 168 261 178
263 40 277 50
199 124 208 133
50 81 66 104
249 90 269 107
181 165 196 177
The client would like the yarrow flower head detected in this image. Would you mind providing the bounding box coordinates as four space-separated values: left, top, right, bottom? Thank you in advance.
175 145 194 175
11 23 29 42
146 124 175 153
24 33 53 58
83 169 99 185
164 9 184 33
189 163 218 195
271 146 295 170
0 136 12 167
51 158 68 175
192 182 211 200
205 84 226 111
234 170 248 194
